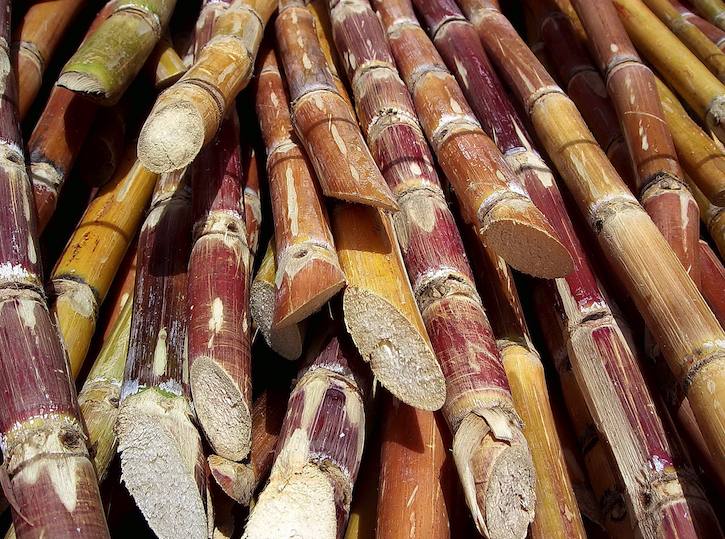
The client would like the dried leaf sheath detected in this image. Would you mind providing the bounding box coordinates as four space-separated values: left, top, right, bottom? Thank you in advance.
255 45 346 329
58 0 178 105
46 143 157 379
667 0 725 51
137 0 277 173
328 1 536 535
460 0 725 486
274 0 398 211
373 0 572 279
117 169 207 539
243 323 371 539
332 203 446 411
11 0 90 120
0 3 110 536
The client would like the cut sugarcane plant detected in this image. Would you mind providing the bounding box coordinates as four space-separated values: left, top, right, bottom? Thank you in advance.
460 0 725 489
188 106 253 462
373 0 572 279
243 318 372 539
116 167 207 539
667 0 725 50
58 0 178 104
330 1 536 535
46 142 157 379
207 387 288 505
699 239 725 329
690 0 725 30
11 0 91 120
687 173 725 258
569 0 700 285
273 0 398 211
144 29 187 90
250 239 307 360
137 0 277 173
254 43 346 329
0 1 111 535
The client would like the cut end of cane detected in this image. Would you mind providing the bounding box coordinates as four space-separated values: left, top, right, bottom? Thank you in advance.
343 288 445 411
251 277 305 360
138 101 205 173
57 71 120 106
208 454 256 506
117 389 207 539
274 245 347 330
481 197 574 279
325 183 401 213
190 358 252 462
242 464 337 539
453 414 536 539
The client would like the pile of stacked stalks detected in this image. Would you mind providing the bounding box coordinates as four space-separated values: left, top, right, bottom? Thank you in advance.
5 0 725 537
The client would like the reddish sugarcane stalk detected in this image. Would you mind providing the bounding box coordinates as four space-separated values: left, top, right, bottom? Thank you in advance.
375 0 573 279
116 168 207 539
569 0 701 285
668 0 725 50
329 1 536 535
273 0 398 211
255 44 346 329
207 387 288 505
699 239 725 328
187 107 253 462
460 0 725 491
11 0 90 120
242 320 372 539
687 173 725 258
0 2 111 536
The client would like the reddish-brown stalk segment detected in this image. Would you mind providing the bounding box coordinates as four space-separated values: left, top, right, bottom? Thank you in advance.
328 1 536 535
243 323 371 539
207 388 287 505
373 0 572 278
255 45 346 329
332 202 446 412
569 0 700 285
699 239 725 328
188 108 253 462
609 0 725 145
137 0 277 173
117 168 207 539
376 395 454 539
274 0 398 211
11 0 90 120
656 76 725 206
250 239 307 360
0 3 111 536
460 0 725 490
687 174 725 258
667 0 725 50
46 143 157 378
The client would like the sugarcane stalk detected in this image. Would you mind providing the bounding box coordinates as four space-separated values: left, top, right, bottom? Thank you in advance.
373 0 572 279
376 395 454 539
667 0 725 50
255 44 346 329
75 98 131 187
137 0 277 173
329 2 536 535
273 0 398 211
188 107 253 462
0 2 111 535
461 0 725 488
690 0 725 30
144 29 187 90
307 0 352 101
11 0 90 120
58 0 178 105
687 173 725 258
46 142 157 379
656 76 725 205
343 414 380 539
608 0 725 145
250 238 307 360
207 387 288 505
699 239 725 327
331 202 446 411
568 0 701 285
116 167 207 539
242 320 372 539
78 291 133 482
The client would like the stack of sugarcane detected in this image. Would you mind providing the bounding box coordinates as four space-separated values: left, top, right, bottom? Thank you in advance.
6 0 725 537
